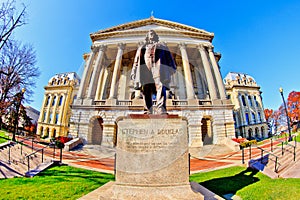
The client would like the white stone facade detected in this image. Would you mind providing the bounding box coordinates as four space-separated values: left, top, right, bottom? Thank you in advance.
69 17 236 147
224 72 268 139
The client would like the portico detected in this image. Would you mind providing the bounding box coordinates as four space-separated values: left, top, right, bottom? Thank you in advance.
69 17 235 148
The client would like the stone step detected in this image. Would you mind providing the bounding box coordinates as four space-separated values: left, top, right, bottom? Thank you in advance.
25 161 56 177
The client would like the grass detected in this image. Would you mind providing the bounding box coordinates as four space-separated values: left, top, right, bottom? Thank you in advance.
0 165 114 200
1 165 300 200
0 129 10 144
190 166 300 200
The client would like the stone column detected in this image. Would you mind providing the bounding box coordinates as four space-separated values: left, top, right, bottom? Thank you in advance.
38 94 48 122
197 44 217 100
118 66 128 100
179 43 194 100
86 45 106 104
95 61 107 100
76 46 97 102
176 65 186 99
45 94 53 124
207 45 226 99
108 43 125 102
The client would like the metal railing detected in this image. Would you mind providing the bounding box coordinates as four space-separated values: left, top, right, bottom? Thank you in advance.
25 143 52 172
256 146 280 172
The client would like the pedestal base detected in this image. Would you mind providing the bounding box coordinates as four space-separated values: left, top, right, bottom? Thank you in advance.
97 181 204 200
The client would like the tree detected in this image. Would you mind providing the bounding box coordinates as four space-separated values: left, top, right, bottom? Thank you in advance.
0 0 26 51
0 40 39 129
0 0 30 130
287 91 300 123
264 109 273 122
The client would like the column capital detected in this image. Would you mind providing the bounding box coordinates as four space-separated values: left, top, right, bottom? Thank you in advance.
117 43 125 50
99 44 107 52
178 42 187 50
206 44 214 52
197 44 205 51
91 45 99 52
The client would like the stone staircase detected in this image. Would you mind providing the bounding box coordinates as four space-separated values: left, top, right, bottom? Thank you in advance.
0 141 54 179
195 138 300 178
247 139 300 178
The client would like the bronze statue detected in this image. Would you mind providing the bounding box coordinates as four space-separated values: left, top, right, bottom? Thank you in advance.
131 30 176 114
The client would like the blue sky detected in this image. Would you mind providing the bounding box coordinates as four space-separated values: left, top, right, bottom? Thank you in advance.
12 0 300 111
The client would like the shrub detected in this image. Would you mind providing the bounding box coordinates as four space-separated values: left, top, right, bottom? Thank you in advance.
240 140 257 148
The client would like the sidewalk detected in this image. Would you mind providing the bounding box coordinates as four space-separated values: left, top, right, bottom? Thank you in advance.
5 135 300 178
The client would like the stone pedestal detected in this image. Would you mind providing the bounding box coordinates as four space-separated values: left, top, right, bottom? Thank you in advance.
89 114 203 200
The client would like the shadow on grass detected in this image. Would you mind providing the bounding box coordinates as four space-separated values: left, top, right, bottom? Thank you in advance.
199 168 259 197
37 165 115 185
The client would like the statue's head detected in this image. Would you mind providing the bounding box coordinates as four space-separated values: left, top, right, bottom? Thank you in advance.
145 30 159 43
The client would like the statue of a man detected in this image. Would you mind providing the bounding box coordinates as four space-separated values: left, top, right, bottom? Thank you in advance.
131 30 176 114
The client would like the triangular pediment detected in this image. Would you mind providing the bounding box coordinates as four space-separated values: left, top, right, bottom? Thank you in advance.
90 17 214 42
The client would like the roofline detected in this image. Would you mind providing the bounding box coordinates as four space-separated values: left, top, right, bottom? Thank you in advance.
90 17 214 42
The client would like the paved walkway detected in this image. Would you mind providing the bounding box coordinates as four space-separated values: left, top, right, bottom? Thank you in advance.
3 136 300 178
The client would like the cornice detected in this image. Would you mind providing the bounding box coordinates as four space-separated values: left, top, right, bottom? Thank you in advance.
90 17 214 42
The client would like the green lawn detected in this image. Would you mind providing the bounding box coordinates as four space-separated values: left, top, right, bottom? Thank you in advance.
0 129 10 144
0 165 114 200
1 165 300 200
190 166 300 200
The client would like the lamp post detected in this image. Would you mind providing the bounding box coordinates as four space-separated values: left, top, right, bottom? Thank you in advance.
12 88 26 142
279 87 292 141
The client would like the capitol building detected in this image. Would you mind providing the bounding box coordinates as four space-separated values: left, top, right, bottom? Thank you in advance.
37 17 267 149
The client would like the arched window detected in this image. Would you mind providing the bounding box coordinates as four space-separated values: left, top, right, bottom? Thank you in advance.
52 96 56 106
49 113 52 123
258 112 261 122
252 112 256 124
245 113 250 125
254 96 259 107
53 129 57 138
55 113 59 124
46 96 50 106
248 95 253 107
43 111 47 122
241 95 246 106
58 96 63 106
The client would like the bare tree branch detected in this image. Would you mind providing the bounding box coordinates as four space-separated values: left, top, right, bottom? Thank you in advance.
0 0 27 51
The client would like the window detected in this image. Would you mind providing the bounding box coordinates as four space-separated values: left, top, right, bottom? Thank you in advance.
59 96 63 106
252 112 256 124
49 113 52 123
241 95 246 106
248 95 253 107
258 112 261 122
52 96 56 106
254 96 259 107
55 113 59 124
43 112 47 122
46 96 50 106
245 113 250 125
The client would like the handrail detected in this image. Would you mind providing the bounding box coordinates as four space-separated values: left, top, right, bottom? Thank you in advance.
282 142 296 161
256 146 280 172
15 136 38 152
25 143 52 172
